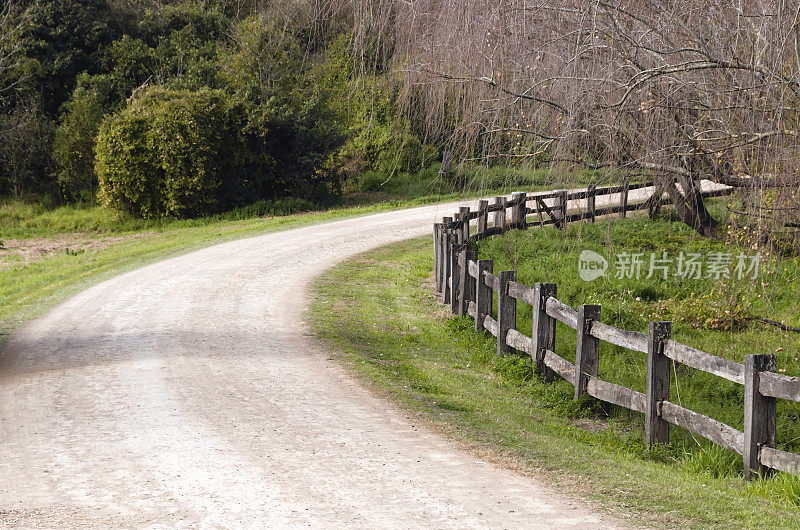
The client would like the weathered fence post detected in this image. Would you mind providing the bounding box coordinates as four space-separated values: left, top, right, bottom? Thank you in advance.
462 250 478 317
474 259 493 333
532 283 557 380
477 200 488 236
440 217 452 296
574 304 601 400
645 321 672 446
433 223 442 293
449 241 461 313
497 271 517 356
620 182 629 219
459 207 470 242
744 353 777 479
443 230 453 304
552 190 567 228
455 246 470 316
435 224 441 292
511 192 527 229
493 196 507 232
587 185 596 223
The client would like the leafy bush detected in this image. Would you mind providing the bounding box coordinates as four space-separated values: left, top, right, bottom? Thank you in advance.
103 36 157 99
95 87 248 218
218 16 347 203
3 2 438 209
137 4 229 48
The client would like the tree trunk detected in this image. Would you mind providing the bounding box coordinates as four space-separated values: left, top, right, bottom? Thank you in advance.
660 176 717 236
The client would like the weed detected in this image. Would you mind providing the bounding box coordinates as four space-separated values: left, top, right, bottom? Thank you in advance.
681 443 741 478
747 471 800 507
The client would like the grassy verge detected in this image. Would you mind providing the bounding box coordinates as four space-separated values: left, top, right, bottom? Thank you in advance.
309 215 800 528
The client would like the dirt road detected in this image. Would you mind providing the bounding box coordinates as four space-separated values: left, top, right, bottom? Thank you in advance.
0 200 631 528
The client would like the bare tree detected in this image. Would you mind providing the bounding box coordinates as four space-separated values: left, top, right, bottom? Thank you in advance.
368 0 800 239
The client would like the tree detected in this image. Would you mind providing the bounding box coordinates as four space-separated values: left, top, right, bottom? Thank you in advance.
0 0 33 111
375 0 800 239
53 74 117 200
218 13 348 201
0 103 53 197
20 0 123 116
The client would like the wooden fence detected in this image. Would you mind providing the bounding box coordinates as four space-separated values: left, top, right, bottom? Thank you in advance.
432 181 800 479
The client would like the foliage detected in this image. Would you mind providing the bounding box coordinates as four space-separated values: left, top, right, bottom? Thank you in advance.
1 0 442 214
96 87 247 218
136 3 229 49
316 35 438 183
102 36 157 99
217 14 304 101
0 103 54 197
52 74 117 201
19 0 124 115
668 281 753 332
217 15 350 204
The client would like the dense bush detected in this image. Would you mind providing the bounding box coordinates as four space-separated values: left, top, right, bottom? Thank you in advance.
316 36 437 184
218 15 347 203
1 1 441 213
95 87 247 218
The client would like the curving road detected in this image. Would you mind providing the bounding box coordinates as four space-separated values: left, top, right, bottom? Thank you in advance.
0 201 627 528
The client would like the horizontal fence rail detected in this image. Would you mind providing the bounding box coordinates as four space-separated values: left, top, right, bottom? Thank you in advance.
431 180 800 479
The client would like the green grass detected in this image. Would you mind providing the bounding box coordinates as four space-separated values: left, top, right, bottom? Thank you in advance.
308 215 800 528
0 196 321 238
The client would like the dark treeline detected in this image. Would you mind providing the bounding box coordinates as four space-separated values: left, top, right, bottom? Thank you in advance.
0 0 435 218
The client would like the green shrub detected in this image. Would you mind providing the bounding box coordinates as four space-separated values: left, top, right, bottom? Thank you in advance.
217 14 346 203
103 36 157 99
95 87 248 218
333 71 438 181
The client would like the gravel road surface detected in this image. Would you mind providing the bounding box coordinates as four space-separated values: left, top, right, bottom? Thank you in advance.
0 200 636 528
